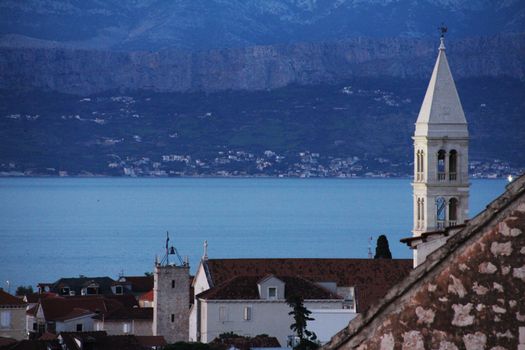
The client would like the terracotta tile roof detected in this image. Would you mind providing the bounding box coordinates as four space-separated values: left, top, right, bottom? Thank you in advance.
38 332 57 341
135 335 167 347
101 294 139 308
0 337 17 347
0 289 26 307
26 304 39 317
115 276 153 293
323 173 525 349
39 295 127 322
203 258 412 312
24 293 56 304
138 290 153 302
38 276 115 296
93 306 153 321
197 275 341 300
210 335 281 350
53 308 94 322
58 332 145 350
1 339 61 350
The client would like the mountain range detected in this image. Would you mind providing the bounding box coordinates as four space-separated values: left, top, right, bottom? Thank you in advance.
0 0 523 176
1 0 524 51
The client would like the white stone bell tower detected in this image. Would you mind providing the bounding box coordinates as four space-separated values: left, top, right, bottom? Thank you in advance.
411 32 469 263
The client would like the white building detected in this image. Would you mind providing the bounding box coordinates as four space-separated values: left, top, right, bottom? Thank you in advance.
189 255 413 346
405 34 470 266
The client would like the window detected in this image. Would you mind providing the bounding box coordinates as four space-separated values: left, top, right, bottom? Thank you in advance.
449 150 457 180
172 280 175 288
219 307 227 321
60 287 70 295
33 322 37 331
416 150 424 181
115 286 123 295
243 306 252 321
416 198 424 229
437 150 446 181
123 323 130 333
0 311 11 328
436 197 446 229
171 314 175 323
76 323 83 332
268 287 277 300
449 198 458 224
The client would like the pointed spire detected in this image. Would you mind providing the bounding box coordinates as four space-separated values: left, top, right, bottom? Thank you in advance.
439 36 446 51
415 35 468 138
202 240 208 261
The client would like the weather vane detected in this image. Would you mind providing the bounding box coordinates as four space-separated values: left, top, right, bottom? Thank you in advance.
438 23 448 38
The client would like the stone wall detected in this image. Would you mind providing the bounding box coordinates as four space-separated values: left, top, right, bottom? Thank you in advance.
153 265 190 343
332 192 525 349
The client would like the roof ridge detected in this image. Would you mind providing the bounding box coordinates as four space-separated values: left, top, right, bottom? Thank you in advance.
323 172 525 349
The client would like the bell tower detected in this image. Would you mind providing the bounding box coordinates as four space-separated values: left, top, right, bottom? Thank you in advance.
412 30 469 262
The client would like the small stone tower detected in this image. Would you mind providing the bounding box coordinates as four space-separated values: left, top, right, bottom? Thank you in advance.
411 32 469 264
153 237 190 343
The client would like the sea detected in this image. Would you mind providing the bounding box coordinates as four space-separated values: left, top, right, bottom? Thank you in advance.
0 177 507 290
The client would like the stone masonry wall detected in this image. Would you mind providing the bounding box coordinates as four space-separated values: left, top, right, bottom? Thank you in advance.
153 265 190 343
342 198 525 350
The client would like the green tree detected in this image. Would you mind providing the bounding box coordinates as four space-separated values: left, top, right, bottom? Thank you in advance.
15 285 33 296
374 234 392 259
286 295 319 350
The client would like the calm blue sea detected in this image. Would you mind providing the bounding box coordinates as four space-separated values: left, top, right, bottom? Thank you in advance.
0 178 506 290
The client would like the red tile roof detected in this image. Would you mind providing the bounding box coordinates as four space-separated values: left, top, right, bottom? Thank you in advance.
198 275 341 300
1 339 61 350
210 335 281 350
0 336 17 347
116 276 153 293
135 335 167 347
203 258 412 312
24 293 56 304
0 289 26 307
93 306 153 321
39 295 126 322
38 332 57 341
58 332 145 350
138 290 153 302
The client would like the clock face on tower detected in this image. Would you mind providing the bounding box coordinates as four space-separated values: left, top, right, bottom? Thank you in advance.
436 197 446 221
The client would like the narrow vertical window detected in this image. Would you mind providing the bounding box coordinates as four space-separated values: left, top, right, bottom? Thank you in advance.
243 306 252 321
0 311 11 328
449 198 458 226
449 150 457 180
437 150 446 181
436 197 446 229
268 287 277 300
219 307 227 321
171 280 175 288
171 314 175 323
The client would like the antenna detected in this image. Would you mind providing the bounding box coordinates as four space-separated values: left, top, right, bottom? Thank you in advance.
368 236 373 259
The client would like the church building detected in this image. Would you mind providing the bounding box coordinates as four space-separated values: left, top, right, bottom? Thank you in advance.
406 32 470 267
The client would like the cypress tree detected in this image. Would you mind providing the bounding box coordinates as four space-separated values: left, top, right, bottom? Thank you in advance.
374 234 392 259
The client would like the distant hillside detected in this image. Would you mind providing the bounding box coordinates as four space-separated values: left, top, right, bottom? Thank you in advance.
1 35 523 95
0 0 523 51
1 77 523 177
